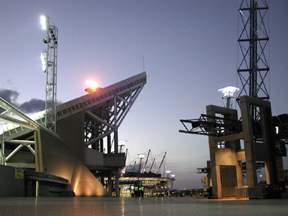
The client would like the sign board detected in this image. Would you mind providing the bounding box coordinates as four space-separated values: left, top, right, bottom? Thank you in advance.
15 169 24 179
203 177 208 189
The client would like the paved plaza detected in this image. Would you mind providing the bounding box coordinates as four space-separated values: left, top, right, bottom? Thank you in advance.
0 197 287 216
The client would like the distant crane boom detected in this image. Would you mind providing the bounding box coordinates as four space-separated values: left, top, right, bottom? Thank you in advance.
156 152 166 174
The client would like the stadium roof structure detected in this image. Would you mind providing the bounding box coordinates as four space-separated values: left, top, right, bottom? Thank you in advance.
0 72 147 197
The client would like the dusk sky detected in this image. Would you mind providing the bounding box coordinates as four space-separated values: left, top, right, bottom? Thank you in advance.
1 0 288 189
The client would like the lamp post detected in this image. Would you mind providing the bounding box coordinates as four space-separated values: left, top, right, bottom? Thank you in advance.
40 15 58 132
137 154 145 197
171 174 175 190
166 170 171 177
138 154 145 176
165 170 171 192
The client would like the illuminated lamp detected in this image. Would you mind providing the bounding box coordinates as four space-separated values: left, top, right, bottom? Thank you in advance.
218 86 240 108
40 15 49 30
41 51 48 72
85 80 101 93
138 154 145 159
165 170 171 177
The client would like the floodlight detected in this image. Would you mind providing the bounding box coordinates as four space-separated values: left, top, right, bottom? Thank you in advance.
40 15 48 30
218 86 240 98
218 86 240 108
85 80 101 93
42 38 49 43
86 80 98 89
41 52 48 71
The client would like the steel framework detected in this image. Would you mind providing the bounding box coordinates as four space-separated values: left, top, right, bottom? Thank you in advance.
237 0 270 120
41 15 58 132
0 72 147 171
0 97 44 171
83 77 146 153
180 114 242 137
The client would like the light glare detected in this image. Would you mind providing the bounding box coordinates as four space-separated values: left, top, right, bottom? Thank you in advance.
41 52 47 71
218 86 240 98
40 15 48 30
85 80 98 89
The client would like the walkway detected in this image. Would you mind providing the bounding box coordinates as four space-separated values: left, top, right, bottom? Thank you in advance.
0 197 287 216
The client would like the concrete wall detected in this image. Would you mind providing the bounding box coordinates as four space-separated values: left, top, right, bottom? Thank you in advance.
56 112 85 163
85 148 104 167
0 165 25 197
104 153 126 167
40 129 109 196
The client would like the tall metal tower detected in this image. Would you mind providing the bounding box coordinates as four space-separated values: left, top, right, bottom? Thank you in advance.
40 15 58 132
237 0 270 120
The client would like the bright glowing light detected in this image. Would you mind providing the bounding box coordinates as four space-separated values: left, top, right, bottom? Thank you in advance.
40 15 48 30
41 52 47 71
138 154 145 159
86 80 98 89
119 140 128 145
218 86 240 98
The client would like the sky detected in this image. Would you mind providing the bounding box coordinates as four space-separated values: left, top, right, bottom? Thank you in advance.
1 0 288 190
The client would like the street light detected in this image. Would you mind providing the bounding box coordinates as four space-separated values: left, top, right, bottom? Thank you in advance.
137 154 145 197
171 174 176 190
137 154 145 177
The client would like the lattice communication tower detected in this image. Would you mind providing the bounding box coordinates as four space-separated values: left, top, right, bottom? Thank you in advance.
237 0 270 120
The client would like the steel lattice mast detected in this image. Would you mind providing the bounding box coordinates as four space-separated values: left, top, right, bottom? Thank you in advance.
40 15 58 132
237 0 270 120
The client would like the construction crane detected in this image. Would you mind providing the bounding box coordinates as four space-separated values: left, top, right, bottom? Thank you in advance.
155 152 166 174
143 149 151 172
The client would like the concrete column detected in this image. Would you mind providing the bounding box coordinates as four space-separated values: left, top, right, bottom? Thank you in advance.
100 139 104 152
240 98 257 187
206 106 219 198
114 130 118 154
34 130 43 172
107 135 111 154
260 106 275 185
115 169 120 197
265 162 272 184
107 172 112 196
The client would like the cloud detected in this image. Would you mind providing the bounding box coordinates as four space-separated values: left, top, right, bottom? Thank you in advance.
0 89 45 114
0 89 19 107
18 99 45 113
